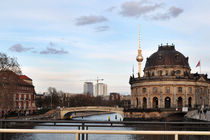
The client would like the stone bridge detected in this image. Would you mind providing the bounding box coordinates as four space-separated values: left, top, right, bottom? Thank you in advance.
59 106 124 119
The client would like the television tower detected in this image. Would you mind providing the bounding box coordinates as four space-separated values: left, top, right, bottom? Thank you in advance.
136 24 143 77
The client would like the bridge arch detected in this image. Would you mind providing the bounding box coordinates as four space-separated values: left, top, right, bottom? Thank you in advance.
60 106 124 120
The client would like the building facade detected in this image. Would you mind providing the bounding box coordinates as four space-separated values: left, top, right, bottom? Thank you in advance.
130 44 210 109
95 83 107 96
83 82 94 96
0 70 36 117
109 92 120 101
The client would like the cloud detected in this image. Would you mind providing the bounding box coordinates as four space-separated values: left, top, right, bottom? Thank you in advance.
75 15 108 26
48 41 56 47
9 44 33 52
39 42 68 55
119 1 163 18
40 47 68 55
152 6 183 20
106 6 116 12
95 26 109 32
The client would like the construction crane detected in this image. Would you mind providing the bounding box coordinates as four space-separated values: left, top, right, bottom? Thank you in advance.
82 77 104 84
81 77 104 96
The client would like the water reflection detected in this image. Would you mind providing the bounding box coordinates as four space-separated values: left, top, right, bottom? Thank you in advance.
73 113 123 121
3 113 210 140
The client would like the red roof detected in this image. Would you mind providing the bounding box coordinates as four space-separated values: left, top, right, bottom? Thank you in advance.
19 75 32 80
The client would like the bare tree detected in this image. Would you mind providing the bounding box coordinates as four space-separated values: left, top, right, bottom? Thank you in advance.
0 52 22 74
47 87 61 109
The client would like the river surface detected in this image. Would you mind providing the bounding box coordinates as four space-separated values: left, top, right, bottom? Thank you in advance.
3 113 210 140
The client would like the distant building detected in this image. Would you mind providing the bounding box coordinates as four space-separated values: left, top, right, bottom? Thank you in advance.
0 70 36 117
18 75 36 114
83 82 94 96
95 83 107 96
120 95 131 109
109 92 120 101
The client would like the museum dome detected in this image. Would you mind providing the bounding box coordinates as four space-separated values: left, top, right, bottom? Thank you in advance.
144 44 190 70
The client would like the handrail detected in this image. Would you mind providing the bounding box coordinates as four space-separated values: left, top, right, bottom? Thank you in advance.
0 129 210 140
2 119 210 125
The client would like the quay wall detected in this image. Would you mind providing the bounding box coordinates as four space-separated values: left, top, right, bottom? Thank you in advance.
124 111 186 121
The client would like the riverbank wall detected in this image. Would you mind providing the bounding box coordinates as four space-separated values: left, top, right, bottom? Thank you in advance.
124 109 186 121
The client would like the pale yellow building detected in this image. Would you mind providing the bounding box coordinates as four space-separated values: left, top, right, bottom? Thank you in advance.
130 44 210 109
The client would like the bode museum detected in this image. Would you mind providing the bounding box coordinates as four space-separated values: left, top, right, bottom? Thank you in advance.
129 44 210 109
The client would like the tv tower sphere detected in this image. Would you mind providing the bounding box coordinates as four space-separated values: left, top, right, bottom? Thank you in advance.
136 53 143 62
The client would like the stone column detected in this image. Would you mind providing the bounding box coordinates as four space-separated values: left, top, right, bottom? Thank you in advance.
192 87 196 108
139 96 142 108
131 88 135 108
138 88 141 108
172 86 176 108
205 87 208 106
147 87 151 108
160 85 163 108
208 87 210 107
185 87 187 107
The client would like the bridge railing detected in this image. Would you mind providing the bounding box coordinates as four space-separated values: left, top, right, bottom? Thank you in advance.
1 129 210 140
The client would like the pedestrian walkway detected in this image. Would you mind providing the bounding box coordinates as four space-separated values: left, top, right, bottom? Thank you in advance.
6 109 56 120
185 110 210 121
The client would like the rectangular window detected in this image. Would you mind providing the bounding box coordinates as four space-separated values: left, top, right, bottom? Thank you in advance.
189 87 192 93
158 70 162 76
200 88 203 93
142 88 146 93
165 70 168 76
153 87 157 93
178 87 182 93
165 87 170 93
21 94 24 100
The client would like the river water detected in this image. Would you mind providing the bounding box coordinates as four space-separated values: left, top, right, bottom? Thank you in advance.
4 113 210 140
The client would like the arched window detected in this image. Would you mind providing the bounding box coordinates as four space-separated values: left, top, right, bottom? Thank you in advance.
165 97 171 108
177 97 183 108
176 70 181 75
188 97 192 108
143 97 147 109
153 97 158 108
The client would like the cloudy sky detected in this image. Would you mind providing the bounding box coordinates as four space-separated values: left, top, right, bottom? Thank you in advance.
0 0 210 94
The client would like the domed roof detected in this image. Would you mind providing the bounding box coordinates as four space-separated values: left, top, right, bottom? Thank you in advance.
144 44 190 70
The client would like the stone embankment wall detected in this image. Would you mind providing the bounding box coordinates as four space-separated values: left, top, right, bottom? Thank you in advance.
10 109 59 120
124 111 184 121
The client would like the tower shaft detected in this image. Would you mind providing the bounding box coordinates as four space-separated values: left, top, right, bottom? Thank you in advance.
138 50 142 76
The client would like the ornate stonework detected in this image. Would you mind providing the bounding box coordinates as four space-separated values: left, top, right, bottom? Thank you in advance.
130 44 210 109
